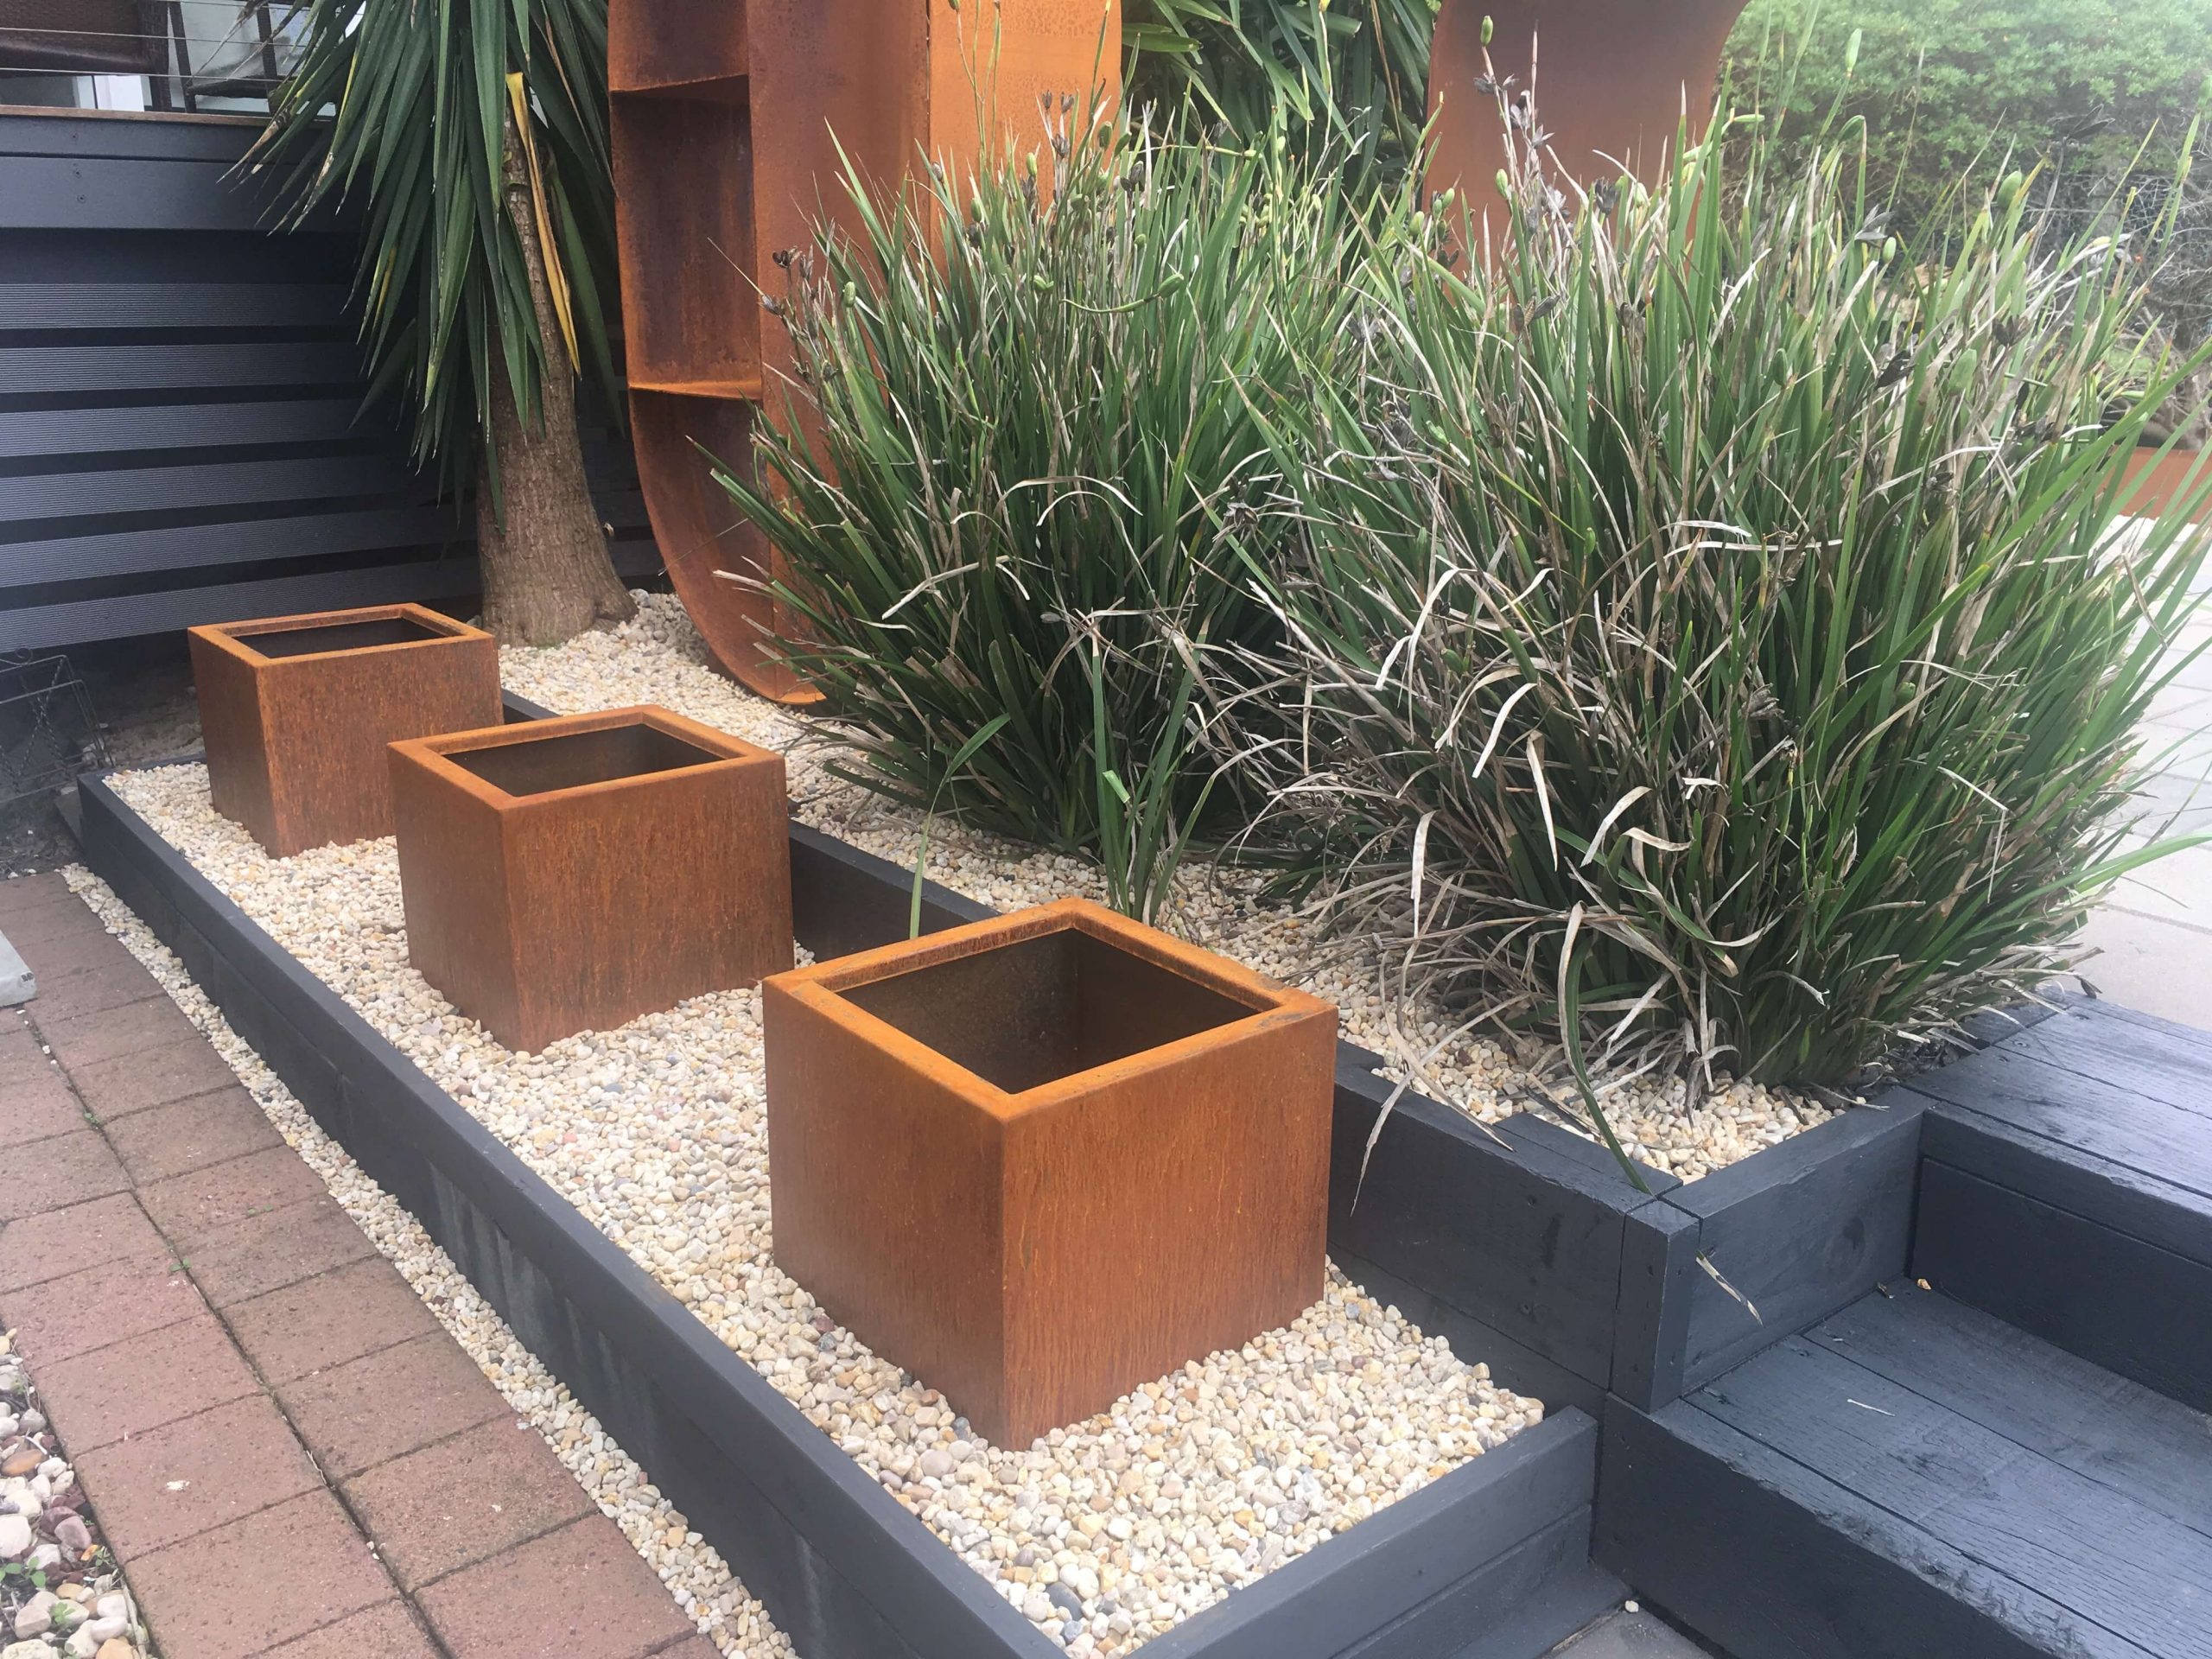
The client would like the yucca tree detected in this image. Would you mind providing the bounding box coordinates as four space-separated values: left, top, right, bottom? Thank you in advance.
253 0 634 645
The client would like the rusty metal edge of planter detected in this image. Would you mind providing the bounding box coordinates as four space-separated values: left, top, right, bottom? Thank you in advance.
78 748 1619 1659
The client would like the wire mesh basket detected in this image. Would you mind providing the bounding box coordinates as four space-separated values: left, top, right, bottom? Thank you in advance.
0 653 110 810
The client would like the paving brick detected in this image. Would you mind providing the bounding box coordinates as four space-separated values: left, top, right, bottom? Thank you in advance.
650 1639 724 1659
343 1415 592 1591
0 1191 165 1293
0 899 104 950
257 1599 441 1659
138 1145 327 1244
36 1313 260 1453
106 1087 283 1185
228 1255 437 1384
72 1038 242 1123
182 1192 378 1310
0 1023 69 1096
277 1329 509 1481
36 995 202 1071
21 957 162 1023
0 1129 128 1221
74 1392 321 1556
0 872 72 918
14 924 135 982
0 1245 202 1365
417 1514 694 1659
130 1490 392 1659
0 1037 89 1150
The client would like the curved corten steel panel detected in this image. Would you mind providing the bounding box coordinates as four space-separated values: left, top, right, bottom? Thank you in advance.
610 1 1120 705
627 390 819 704
1425 0 1748 225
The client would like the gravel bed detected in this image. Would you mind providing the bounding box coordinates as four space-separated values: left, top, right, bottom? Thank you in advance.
0 1333 147 1659
103 769 1542 1656
500 594 1836 1181
63 872 791 1659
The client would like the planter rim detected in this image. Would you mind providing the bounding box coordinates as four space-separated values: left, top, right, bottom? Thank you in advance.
388 702 777 810
771 896 1334 1120
194 602 490 666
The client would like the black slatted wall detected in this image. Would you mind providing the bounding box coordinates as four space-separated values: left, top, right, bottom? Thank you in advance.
0 110 657 651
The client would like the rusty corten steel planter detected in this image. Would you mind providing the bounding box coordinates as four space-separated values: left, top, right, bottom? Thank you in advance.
1425 0 1748 225
388 706 794 1052
763 898 1336 1446
607 1 1121 705
188 605 502 858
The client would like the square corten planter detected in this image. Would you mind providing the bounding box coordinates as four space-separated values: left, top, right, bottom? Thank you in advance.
389 705 794 1052
188 605 503 857
763 899 1338 1446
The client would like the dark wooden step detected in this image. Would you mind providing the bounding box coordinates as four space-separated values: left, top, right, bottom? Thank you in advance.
1904 1000 2212 1411
1598 1285 2212 1659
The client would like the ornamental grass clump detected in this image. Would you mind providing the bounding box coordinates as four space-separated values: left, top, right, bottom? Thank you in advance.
716 110 1380 919
1225 112 2212 1092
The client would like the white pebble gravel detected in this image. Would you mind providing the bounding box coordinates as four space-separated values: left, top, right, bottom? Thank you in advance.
101 764 1543 1656
498 594 1836 1181
63 870 793 1658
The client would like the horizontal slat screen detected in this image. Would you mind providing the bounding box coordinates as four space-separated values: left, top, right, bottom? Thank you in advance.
0 110 658 653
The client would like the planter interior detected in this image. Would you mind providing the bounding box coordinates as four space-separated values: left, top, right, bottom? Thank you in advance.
446 721 724 798
843 925 1261 1096
188 603 503 858
766 899 1337 1446
390 705 793 1052
236 613 453 658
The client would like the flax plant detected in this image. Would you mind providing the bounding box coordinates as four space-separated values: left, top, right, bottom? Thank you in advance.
1227 110 2212 1090
715 114 1381 920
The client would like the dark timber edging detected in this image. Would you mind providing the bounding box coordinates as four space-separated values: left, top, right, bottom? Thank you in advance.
1329 1048 1933 1419
78 760 1619 1659
1906 1000 2212 1414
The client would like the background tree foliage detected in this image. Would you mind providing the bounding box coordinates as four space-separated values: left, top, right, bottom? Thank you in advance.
1726 0 2212 280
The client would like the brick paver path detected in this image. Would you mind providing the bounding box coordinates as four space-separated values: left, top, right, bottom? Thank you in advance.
0 872 717 1659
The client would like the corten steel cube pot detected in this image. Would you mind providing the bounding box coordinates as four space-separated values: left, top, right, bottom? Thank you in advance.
764 898 1337 1446
389 706 794 1052
188 605 502 857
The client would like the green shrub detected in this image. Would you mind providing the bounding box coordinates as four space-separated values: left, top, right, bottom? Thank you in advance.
1127 0 1437 188
1222 112 2212 1090
715 119 1381 919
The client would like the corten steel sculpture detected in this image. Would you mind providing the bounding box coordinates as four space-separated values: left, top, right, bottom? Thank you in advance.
607 0 1122 704
188 605 502 857
388 706 794 1052
1424 0 1749 234
763 899 1336 1446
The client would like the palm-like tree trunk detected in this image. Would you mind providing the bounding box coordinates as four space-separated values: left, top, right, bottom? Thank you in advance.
478 106 636 645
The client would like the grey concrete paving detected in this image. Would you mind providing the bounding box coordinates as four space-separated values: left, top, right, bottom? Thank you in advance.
2087 569 2212 1031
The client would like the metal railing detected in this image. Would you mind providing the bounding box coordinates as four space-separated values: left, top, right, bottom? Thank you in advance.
0 0 305 112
